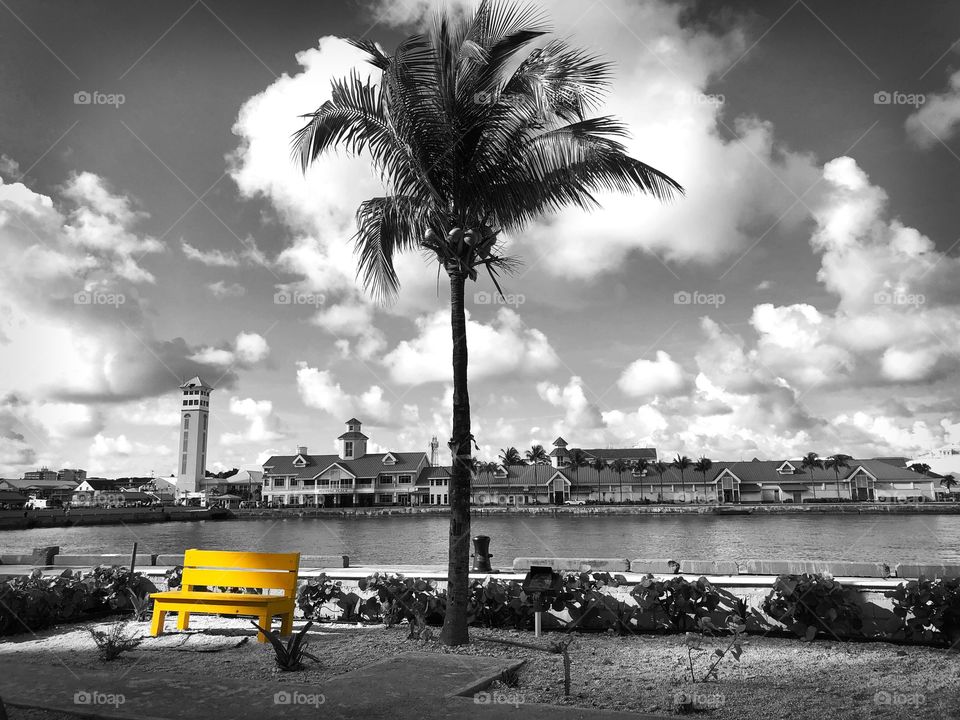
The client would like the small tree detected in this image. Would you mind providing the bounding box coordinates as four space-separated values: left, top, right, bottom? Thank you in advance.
824 454 852 501
673 455 693 503
651 460 669 503
693 457 712 503
525 445 549 465
499 447 525 466
800 452 822 500
610 459 629 503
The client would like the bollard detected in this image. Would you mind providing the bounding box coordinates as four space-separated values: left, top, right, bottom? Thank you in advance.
471 535 494 572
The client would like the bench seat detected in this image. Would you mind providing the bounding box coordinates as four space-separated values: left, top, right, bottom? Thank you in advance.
150 549 300 642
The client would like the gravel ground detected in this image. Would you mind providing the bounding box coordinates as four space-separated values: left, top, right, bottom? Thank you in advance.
0 616 958 719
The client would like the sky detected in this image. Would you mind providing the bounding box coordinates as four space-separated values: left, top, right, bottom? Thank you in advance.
3 0 960 478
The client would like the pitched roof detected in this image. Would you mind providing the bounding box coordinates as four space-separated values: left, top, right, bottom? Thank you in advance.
263 452 427 479
0 490 27 502
578 448 658 461
180 375 212 390
337 431 369 440
344 418 362 425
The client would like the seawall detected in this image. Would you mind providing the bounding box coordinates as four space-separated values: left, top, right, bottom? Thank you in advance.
0 506 230 531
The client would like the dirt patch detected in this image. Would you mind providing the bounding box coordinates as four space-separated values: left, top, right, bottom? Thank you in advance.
1 616 957 719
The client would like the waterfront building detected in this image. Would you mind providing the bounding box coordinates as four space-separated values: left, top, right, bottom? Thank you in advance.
1 476 77 502
177 376 213 494
548 437 658 468
261 419 433 507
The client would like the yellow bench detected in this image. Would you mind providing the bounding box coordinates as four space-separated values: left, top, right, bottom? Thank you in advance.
150 549 300 643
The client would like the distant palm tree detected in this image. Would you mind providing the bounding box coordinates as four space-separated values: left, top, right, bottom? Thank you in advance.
293 0 682 646
499 447 524 466
567 449 589 499
651 460 669 503
673 454 693 502
941 474 957 499
693 457 712 503
609 459 629 503
525 444 549 465
909 462 932 476
824 454 852 501
800 452 822 500
590 456 607 501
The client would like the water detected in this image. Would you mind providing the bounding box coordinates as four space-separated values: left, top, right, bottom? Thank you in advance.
2 514 958 565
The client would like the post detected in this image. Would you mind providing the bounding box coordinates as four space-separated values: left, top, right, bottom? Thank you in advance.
130 542 138 573
535 610 542 638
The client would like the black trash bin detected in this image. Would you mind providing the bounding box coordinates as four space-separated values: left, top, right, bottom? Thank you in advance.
472 535 493 572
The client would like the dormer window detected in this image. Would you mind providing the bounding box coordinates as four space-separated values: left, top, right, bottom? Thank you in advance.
777 462 796 475
494 465 508 478
383 453 397 465
293 455 307 467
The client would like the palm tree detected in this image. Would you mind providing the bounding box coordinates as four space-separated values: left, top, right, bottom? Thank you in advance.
499 447 524 466
693 457 712 503
651 460 669 503
609 458 629 503
590 456 607 502
525 444 548 465
567 449 589 499
824 454 852 501
909 462 932 476
800 452 822 500
941 474 957 500
672 454 692 502
294 1 681 646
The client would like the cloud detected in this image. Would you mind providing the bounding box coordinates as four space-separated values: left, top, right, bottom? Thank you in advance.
220 396 284 446
382 308 559 385
182 241 241 267
906 70 960 149
207 281 246 298
189 332 270 368
295 362 394 424
618 351 690 399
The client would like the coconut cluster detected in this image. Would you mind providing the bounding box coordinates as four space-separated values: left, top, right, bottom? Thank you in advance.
423 226 498 280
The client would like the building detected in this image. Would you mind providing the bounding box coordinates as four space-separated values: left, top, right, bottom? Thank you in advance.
469 456 940 505
57 468 87 484
0 490 28 509
177 376 212 494
23 468 58 484
1 476 77 502
262 419 433 507
548 437 658 468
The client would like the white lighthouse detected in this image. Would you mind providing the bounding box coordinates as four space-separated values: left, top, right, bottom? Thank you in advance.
177 376 212 494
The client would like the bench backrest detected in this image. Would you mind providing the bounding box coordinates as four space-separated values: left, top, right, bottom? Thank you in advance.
181 549 300 597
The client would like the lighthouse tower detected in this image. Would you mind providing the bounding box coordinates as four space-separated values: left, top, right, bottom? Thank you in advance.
177 376 212 494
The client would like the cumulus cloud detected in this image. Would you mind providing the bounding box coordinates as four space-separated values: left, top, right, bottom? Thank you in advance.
207 281 247 298
906 69 960 149
189 332 270 368
295 362 394 424
220 396 285 446
618 351 690 399
383 308 559 385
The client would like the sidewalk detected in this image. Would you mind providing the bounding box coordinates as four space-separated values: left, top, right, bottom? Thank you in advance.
0 651 670 720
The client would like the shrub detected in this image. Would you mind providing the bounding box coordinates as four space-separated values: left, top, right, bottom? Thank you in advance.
762 573 864 641
630 575 722 632
297 573 345 621
885 576 960 646
252 620 320 671
0 567 157 637
89 621 141 661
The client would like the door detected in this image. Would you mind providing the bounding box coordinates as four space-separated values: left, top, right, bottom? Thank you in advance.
553 490 565 504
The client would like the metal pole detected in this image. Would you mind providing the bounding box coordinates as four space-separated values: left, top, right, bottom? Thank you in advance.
535 610 542 638
130 542 138 573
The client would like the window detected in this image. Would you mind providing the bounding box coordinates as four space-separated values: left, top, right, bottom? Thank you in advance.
345 441 354 457
399 475 412 484
357 478 372 486
302 479 315 488
184 416 190 429
273 478 286 488
180 453 187 474
443 494 448 504
318 479 329 486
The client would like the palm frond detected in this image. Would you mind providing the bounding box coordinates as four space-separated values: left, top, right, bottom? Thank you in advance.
354 196 425 302
347 38 391 70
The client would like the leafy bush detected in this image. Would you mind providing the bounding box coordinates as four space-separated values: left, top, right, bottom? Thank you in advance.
0 567 157 636
762 573 864 641
297 573 345 620
630 575 722 632
885 576 960 646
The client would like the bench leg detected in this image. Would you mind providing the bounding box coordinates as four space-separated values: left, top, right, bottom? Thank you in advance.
150 608 167 637
176 611 191 631
256 612 271 643
280 612 293 637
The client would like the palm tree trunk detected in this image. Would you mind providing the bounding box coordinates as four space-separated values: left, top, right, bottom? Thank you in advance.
440 269 471 647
